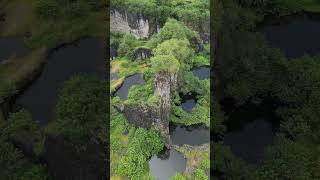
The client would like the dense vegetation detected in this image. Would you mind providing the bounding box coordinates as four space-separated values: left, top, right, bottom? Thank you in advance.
212 0 320 179
47 75 107 146
0 74 106 179
111 0 209 28
110 1 209 178
0 0 106 98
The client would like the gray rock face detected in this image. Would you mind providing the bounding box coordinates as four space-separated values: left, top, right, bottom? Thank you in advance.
123 104 158 128
110 42 118 60
191 37 204 53
154 72 178 147
110 9 149 39
123 71 177 148
133 47 152 60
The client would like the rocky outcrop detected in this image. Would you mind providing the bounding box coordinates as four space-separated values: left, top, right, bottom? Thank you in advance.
123 71 177 148
191 37 204 53
110 9 150 39
123 104 158 128
133 47 152 60
110 42 118 60
154 72 178 147
174 143 210 177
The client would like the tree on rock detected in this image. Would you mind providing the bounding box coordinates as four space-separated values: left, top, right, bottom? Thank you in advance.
151 55 180 74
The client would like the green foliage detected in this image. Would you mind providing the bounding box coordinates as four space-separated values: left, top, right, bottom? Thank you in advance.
214 1 320 179
180 72 209 96
235 0 303 16
118 33 138 58
148 19 198 48
151 55 180 73
128 128 164 157
193 55 209 67
0 141 25 179
116 152 148 179
63 1 91 19
54 75 106 145
0 141 48 180
154 39 194 66
35 0 60 19
35 0 104 19
111 0 208 25
18 165 49 180
255 135 317 180
266 0 302 16
110 109 128 152
5 110 39 138
125 79 160 108
212 143 252 180
174 0 209 30
193 169 208 180
212 99 225 136
170 173 186 180
116 128 164 178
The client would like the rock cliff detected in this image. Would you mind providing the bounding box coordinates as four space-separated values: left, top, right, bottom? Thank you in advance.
153 72 177 147
110 9 150 39
123 71 178 148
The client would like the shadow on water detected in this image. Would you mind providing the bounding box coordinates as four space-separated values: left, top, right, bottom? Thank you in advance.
149 148 186 180
170 123 210 146
260 14 320 58
222 99 279 164
180 93 197 113
114 74 145 100
0 37 29 62
13 38 106 124
192 67 210 80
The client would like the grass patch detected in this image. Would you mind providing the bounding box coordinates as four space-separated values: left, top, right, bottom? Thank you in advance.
1 0 106 41
0 48 46 98
174 144 210 178
302 0 320 13
110 58 148 93
0 0 34 37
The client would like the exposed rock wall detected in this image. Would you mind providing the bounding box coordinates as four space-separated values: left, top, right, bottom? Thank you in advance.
110 42 118 60
123 71 177 148
123 104 158 128
133 47 152 60
154 72 178 147
110 9 150 39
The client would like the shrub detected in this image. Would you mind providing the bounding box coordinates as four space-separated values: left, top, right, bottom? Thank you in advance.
35 0 60 19
151 55 180 73
54 75 107 145
118 33 138 58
